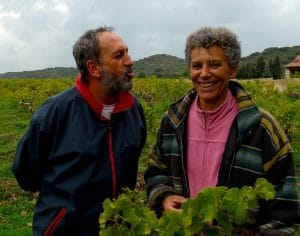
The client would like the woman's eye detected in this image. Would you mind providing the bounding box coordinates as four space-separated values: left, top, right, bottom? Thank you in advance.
192 64 201 69
210 62 221 68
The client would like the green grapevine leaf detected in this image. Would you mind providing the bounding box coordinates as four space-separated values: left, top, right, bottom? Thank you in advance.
135 222 153 235
101 227 129 236
122 207 140 226
183 216 204 235
223 188 250 225
215 211 232 234
194 186 227 222
182 213 193 227
158 211 182 236
254 178 275 200
99 198 116 225
240 186 257 209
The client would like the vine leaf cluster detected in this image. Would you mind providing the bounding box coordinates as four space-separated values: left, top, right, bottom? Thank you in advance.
99 178 275 236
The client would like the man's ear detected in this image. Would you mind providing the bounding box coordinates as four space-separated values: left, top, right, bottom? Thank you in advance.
86 60 101 77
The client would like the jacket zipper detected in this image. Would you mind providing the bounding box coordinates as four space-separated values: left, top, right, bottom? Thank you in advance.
203 112 208 188
44 208 67 236
107 124 117 199
226 136 240 186
177 128 190 197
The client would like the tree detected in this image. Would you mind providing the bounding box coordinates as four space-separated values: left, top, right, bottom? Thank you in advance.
271 56 282 80
237 64 247 79
137 71 146 78
264 59 271 78
255 56 266 78
237 63 257 79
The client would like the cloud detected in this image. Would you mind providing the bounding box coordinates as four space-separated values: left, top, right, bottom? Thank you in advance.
32 0 47 10
0 11 20 19
32 0 69 14
0 0 300 73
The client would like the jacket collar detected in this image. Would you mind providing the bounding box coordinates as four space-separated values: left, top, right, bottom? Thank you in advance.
228 80 261 140
75 73 134 120
167 80 261 139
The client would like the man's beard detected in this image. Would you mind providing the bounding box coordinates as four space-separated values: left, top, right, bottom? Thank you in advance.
101 68 133 95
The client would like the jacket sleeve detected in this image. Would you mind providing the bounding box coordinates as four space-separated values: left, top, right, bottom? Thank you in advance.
124 97 147 190
258 112 300 234
258 150 300 235
12 105 51 192
144 116 179 215
136 97 147 155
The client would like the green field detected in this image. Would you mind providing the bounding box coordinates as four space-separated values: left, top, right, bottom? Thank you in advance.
0 78 299 235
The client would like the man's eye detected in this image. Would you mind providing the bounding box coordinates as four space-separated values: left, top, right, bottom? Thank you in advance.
114 52 123 59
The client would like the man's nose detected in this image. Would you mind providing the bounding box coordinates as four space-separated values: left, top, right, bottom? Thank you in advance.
124 54 133 66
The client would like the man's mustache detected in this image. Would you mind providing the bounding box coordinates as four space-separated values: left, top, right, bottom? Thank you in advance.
124 67 133 76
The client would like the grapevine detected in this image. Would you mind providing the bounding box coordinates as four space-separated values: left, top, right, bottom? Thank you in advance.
99 178 275 235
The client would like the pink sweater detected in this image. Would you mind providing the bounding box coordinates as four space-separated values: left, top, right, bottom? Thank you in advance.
187 91 238 198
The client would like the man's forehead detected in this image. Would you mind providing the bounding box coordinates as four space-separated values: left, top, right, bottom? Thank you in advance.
99 32 127 50
99 32 126 48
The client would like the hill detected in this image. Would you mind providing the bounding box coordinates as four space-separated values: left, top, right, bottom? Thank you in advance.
1 46 300 78
0 54 187 79
133 54 186 78
0 67 78 79
240 45 300 65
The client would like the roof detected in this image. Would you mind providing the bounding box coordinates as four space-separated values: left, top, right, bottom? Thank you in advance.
286 55 300 68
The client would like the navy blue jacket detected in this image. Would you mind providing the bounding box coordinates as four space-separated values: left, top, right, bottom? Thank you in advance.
12 86 146 235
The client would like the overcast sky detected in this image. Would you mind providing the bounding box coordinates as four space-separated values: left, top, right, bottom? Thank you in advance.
0 0 299 73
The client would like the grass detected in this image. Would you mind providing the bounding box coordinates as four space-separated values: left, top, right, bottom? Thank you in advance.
0 84 34 235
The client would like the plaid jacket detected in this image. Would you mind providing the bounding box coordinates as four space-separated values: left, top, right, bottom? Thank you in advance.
144 80 299 234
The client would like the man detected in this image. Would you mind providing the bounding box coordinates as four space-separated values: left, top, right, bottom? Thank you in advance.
12 26 146 235
144 26 299 235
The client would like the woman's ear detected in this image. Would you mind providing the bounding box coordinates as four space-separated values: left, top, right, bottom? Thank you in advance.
230 67 237 79
86 60 101 77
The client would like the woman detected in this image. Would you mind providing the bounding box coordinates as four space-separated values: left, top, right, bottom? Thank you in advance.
145 26 299 235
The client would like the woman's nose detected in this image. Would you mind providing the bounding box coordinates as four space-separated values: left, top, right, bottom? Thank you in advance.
200 65 211 77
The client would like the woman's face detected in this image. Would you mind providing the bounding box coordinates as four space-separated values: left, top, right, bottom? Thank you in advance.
190 45 236 111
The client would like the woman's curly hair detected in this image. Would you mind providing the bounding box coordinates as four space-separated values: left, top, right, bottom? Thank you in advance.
185 26 241 68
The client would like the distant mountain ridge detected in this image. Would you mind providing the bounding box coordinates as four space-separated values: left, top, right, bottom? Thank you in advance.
0 67 78 79
0 54 186 79
1 46 300 78
132 54 186 78
240 45 300 65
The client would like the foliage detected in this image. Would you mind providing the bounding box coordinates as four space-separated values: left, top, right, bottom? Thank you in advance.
271 56 282 80
237 55 283 80
292 100 300 168
242 80 297 137
133 78 192 148
255 56 266 78
99 178 275 235
286 83 300 100
237 45 300 79
99 190 157 236
0 181 36 235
